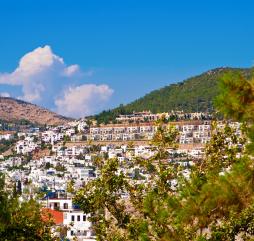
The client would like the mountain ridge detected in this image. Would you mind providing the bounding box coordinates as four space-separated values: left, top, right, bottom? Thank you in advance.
94 67 251 124
0 97 72 125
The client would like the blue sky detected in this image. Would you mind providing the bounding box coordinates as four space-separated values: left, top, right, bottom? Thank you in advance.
0 0 253 117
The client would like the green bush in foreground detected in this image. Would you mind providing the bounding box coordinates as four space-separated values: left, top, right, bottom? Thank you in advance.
75 71 254 241
0 174 56 241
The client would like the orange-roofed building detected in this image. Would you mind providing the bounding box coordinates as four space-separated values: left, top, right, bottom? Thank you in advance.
41 208 64 225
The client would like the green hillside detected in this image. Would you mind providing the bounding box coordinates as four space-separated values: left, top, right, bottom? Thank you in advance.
95 67 249 124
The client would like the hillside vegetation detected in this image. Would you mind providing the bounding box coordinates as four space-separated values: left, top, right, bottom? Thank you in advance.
95 67 249 124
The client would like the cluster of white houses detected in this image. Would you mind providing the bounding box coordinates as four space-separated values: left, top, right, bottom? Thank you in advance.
0 115 243 240
115 111 212 123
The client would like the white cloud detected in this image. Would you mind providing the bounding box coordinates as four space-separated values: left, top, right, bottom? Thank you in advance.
0 92 10 97
55 84 114 118
0 45 114 117
0 45 80 102
63 64 80 77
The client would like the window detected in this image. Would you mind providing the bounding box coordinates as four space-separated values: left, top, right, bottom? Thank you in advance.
77 215 80 221
71 215 75 221
63 203 68 209
83 215 86 221
71 230 74 236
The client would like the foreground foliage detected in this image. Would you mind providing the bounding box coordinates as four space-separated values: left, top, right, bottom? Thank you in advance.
0 174 56 241
75 71 254 240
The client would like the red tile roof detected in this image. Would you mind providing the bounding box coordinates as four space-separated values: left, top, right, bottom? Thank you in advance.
41 208 64 225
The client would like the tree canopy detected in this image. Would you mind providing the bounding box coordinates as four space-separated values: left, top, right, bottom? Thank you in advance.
0 174 56 241
75 71 254 240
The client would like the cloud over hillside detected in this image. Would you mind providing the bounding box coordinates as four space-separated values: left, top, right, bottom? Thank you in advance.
0 45 113 118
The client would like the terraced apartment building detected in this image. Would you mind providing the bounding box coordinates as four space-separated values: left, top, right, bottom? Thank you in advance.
84 120 214 144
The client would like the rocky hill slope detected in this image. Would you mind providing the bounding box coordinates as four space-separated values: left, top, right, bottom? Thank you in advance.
0 97 71 125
